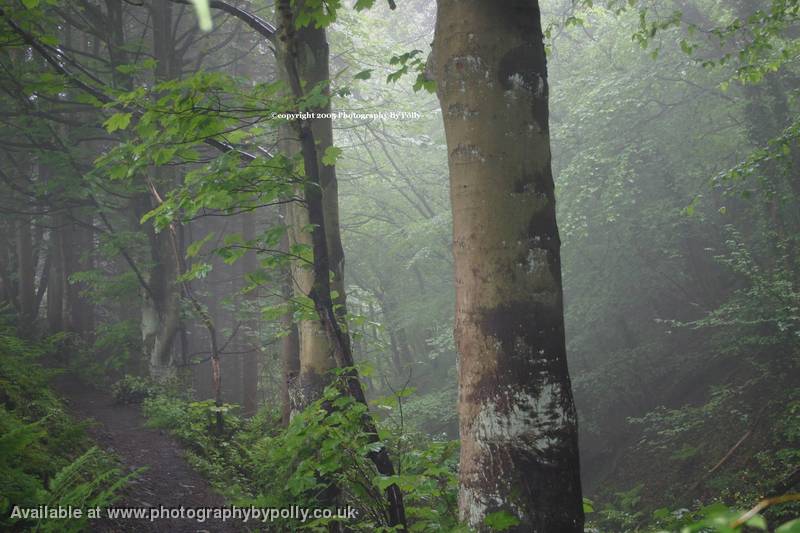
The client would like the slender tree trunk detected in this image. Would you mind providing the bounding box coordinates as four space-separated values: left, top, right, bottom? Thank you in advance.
0 225 18 309
75 220 95 337
58 223 85 338
280 204 301 424
276 4 342 409
47 218 64 333
16 217 35 336
276 2 406 527
431 2 583 530
376 289 411 374
241 212 260 416
281 276 301 423
53 23 95 340
139 0 182 380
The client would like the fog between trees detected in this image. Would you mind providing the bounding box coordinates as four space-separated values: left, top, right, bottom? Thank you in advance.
0 0 798 531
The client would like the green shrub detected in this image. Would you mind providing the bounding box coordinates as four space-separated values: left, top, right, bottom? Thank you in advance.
111 374 160 404
140 371 461 531
243 380 460 531
0 323 132 531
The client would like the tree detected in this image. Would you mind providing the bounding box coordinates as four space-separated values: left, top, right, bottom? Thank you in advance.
430 1 584 530
274 1 407 526
139 0 184 379
240 211 261 416
274 3 342 412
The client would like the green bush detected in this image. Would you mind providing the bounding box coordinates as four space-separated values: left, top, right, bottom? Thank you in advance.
0 323 132 531
111 374 160 404
140 371 460 531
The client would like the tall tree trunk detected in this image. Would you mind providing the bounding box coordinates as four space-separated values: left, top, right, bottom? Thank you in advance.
276 5 344 410
47 218 65 333
56 22 96 341
0 224 18 310
280 203 301 424
139 0 182 380
16 217 35 336
60 217 95 338
241 212 260 415
276 2 406 527
431 2 584 530
140 224 181 379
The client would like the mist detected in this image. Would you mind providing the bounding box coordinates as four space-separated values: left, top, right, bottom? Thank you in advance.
0 0 797 531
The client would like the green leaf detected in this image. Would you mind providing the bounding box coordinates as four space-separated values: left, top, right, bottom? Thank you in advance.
186 232 215 259
22 0 40 7
322 146 343 167
777 519 800 533
153 147 177 166
178 262 212 282
104 113 132 133
189 0 213 31
483 511 521 531
354 69 373 80
745 514 767 530
413 75 436 93
395 386 416 398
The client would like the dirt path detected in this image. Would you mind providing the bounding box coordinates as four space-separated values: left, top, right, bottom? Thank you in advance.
52 375 242 533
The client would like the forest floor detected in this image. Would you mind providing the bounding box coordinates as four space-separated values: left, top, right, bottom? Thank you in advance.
52 374 239 532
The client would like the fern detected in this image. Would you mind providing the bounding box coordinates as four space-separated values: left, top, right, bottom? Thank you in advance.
0 324 135 532
36 447 138 533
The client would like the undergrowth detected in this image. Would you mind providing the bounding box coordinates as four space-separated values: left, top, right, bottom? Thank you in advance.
137 369 798 533
141 371 461 532
0 321 133 532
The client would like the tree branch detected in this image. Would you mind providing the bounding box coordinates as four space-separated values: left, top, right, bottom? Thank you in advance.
169 0 276 42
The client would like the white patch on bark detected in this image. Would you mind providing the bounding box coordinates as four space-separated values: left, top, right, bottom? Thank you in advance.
508 73 527 91
448 103 479 120
472 384 566 458
453 55 483 72
524 247 550 276
460 485 506 529
141 300 159 365
451 143 486 163
141 290 175 381
534 74 545 97
504 72 545 101
462 383 569 526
